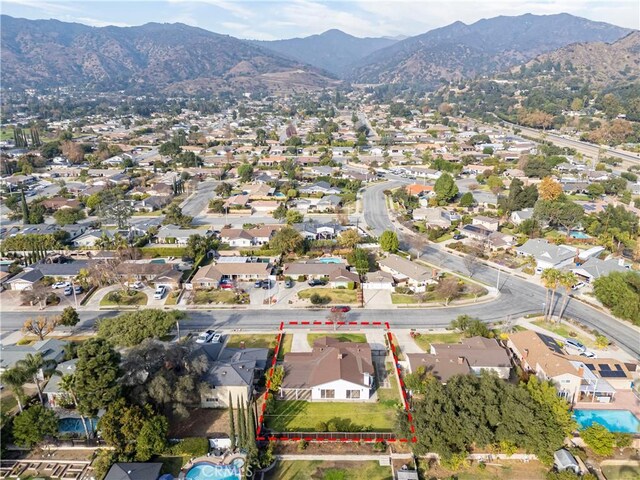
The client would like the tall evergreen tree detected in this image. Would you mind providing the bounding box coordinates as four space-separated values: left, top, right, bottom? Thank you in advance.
237 398 246 448
246 401 256 446
228 393 236 449
20 188 29 224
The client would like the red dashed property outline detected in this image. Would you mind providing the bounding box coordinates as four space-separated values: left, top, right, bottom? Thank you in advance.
256 321 417 443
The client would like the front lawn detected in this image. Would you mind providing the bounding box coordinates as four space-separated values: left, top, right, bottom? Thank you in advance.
226 334 292 360
531 319 595 348
265 461 392 480
192 290 247 305
412 332 463 351
298 288 358 304
265 400 395 432
100 290 148 306
307 333 367 347
601 464 640 480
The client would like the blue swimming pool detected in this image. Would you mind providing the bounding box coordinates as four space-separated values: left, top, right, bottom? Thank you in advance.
318 258 343 264
573 409 640 433
185 463 240 480
569 231 591 239
58 417 98 435
150 259 166 264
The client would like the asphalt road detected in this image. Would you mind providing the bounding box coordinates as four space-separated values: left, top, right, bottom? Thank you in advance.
362 179 640 357
506 123 640 167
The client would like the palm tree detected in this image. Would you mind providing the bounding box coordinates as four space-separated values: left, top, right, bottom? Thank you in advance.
59 373 91 439
558 271 578 323
16 353 56 405
541 268 561 321
1 367 28 412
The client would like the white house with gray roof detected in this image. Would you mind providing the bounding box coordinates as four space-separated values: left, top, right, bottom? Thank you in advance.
515 239 575 272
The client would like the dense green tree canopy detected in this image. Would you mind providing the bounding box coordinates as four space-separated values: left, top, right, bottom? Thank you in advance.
74 338 121 416
269 227 303 254
12 405 58 447
379 230 399 253
97 310 183 347
593 271 640 324
434 173 459 204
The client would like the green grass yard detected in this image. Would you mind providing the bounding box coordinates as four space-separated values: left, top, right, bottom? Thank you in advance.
226 333 292 360
192 290 238 305
531 320 595 348
298 287 358 304
265 400 395 432
307 333 366 347
99 290 147 306
601 464 640 480
265 461 392 480
412 332 463 352
376 362 402 407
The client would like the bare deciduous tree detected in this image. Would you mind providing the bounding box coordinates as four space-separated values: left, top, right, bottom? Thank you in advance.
22 316 59 340
435 277 462 306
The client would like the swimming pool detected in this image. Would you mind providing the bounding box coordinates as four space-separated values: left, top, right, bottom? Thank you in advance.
150 259 166 264
573 409 640 433
185 463 240 480
58 417 98 435
317 258 343 264
569 231 591 239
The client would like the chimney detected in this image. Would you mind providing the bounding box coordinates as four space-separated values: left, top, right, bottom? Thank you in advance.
524 348 529 358
338 353 344 360
577 366 584 377
457 356 465 365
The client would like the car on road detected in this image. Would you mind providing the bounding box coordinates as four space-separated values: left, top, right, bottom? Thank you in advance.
564 338 586 352
125 281 144 290
330 305 351 313
154 285 166 299
307 279 326 287
452 234 465 240
74 285 83 294
63 286 73 296
211 333 222 344
52 281 71 289
284 278 293 288
196 329 216 344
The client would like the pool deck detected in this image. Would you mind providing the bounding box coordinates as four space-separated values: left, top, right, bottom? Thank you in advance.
575 390 640 418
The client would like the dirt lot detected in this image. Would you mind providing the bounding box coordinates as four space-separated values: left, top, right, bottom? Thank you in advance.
167 408 230 438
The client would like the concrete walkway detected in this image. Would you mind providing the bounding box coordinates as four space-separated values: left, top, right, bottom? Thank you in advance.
275 454 413 461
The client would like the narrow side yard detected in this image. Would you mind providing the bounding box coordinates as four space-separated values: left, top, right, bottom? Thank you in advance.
265 461 392 480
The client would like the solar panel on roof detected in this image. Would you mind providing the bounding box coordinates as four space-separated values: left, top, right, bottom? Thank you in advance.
599 370 627 378
598 364 611 370
585 364 596 371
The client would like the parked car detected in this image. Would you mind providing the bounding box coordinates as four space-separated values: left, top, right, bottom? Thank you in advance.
330 305 351 313
211 333 222 344
564 338 586 352
262 280 272 289
452 234 465 240
571 282 586 291
63 286 73 296
284 278 293 288
196 329 216 344
52 281 71 289
307 279 326 287
125 281 144 290
254 280 263 288
220 282 234 290
580 350 597 358
74 285 83 294
154 285 166 299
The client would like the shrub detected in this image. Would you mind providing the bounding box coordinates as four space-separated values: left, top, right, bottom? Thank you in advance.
315 421 327 432
309 293 330 305
297 440 308 451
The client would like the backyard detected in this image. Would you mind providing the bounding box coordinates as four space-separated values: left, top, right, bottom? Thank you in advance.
265 400 396 432
226 333 292 360
601 463 640 480
265 461 392 480
421 460 548 480
307 333 367 347
298 288 358 304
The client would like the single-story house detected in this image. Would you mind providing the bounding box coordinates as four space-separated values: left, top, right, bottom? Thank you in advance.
3 268 44 290
200 347 269 408
43 359 77 407
515 239 576 272
104 463 162 480
570 257 628 284
363 270 395 290
510 208 534 226
378 254 436 291
156 225 211 245
280 337 374 402
0 339 67 375
429 336 511 379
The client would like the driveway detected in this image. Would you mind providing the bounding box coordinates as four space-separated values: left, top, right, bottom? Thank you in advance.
249 281 277 306
393 329 427 354
290 332 312 352
365 330 387 352
363 289 392 309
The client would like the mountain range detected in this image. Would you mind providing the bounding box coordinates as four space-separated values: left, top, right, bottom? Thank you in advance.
255 29 397 76
0 13 634 93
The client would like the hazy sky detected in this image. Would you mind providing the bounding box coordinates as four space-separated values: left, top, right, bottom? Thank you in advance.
2 0 639 40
